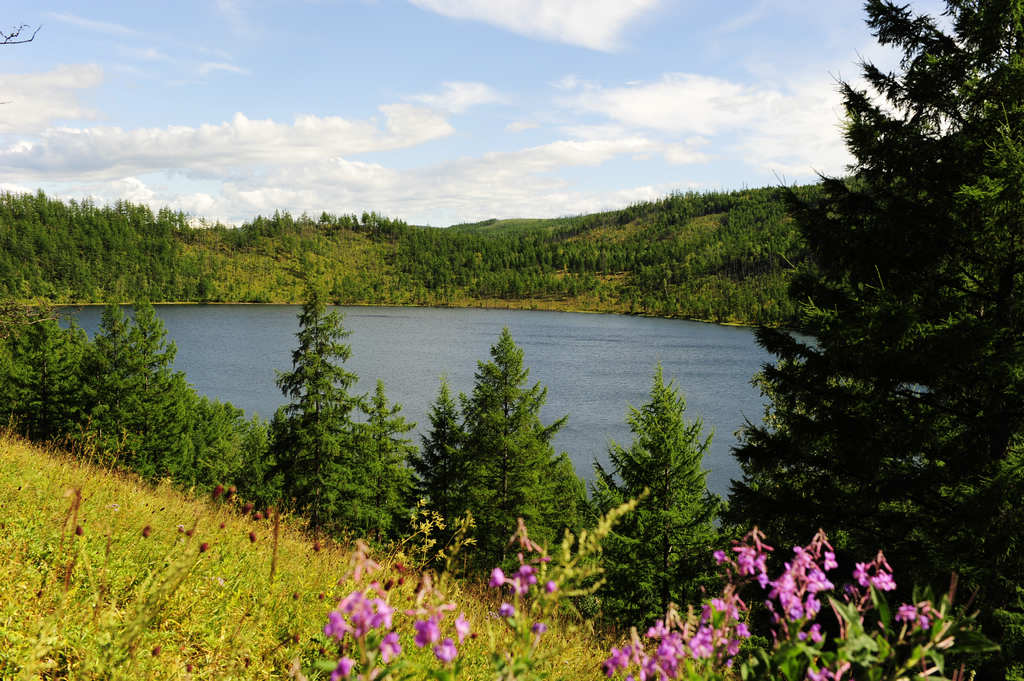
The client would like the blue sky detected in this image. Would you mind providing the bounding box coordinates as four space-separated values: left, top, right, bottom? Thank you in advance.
0 1 943 226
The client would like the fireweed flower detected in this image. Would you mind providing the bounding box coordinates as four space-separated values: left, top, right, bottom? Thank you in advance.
379 632 402 663
498 602 515 618
433 637 458 663
414 617 441 647
531 621 547 635
331 656 355 681
454 612 470 643
545 580 557 593
489 567 505 588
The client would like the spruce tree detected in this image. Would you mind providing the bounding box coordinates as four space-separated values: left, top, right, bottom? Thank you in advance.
4 319 86 440
593 365 720 625
460 328 575 564
727 2 1024 676
354 380 415 538
80 302 191 477
270 286 362 528
409 378 467 523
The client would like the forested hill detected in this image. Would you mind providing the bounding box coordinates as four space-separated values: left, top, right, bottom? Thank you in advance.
0 185 816 325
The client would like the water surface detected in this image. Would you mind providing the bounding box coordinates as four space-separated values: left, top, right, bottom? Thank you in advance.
67 305 772 496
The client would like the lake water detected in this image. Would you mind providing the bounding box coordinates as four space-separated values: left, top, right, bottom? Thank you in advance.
66 305 772 497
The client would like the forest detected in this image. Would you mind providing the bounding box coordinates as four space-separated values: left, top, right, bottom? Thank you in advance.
1 0 1023 679
0 184 812 325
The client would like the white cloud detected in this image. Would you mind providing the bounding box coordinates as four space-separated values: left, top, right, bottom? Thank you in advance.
408 82 500 114
198 62 250 77
0 65 104 134
0 109 454 180
505 121 539 132
568 73 852 176
408 0 661 51
47 12 141 37
28 133 666 226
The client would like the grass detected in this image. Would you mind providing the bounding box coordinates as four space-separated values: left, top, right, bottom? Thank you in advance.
0 431 611 680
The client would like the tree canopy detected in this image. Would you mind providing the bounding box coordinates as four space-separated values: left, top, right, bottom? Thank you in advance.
728 2 1024 676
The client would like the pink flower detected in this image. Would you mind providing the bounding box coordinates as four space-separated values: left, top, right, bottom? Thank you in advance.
379 631 402 663
414 617 440 647
433 638 458 663
489 567 505 588
331 657 355 681
454 612 470 643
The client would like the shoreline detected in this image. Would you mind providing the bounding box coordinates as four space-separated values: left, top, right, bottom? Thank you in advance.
46 298 781 330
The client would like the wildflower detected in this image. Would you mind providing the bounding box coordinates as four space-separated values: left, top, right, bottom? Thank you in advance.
688 626 714 659
489 567 505 587
380 631 402 663
604 646 631 677
331 656 355 680
142 525 152 538
532 621 547 635
498 602 515 618
545 580 557 593
414 617 441 647
212 484 224 500
454 612 470 643
433 638 458 663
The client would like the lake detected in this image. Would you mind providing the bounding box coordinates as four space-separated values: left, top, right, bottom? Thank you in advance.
66 305 772 497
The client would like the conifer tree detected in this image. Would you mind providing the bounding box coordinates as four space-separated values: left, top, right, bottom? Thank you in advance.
409 378 467 523
727 2 1024 675
593 365 720 625
460 328 575 564
4 319 86 440
269 285 361 529
80 302 191 477
354 380 415 538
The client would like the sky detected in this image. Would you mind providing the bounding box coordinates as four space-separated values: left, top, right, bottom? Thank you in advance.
0 1 945 227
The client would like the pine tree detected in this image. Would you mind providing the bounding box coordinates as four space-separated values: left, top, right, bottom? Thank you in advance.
270 285 362 529
409 378 467 523
727 2 1024 676
354 380 415 538
460 328 575 564
593 365 720 624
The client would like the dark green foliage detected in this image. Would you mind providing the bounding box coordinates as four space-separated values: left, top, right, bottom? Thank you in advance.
269 286 362 529
3 318 86 440
593 365 720 625
0 186 809 325
409 378 467 523
355 380 415 538
79 302 193 479
0 301 271 501
728 2 1024 677
460 328 581 564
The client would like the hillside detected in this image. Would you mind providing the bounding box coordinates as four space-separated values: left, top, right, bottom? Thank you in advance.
0 185 815 325
0 430 609 680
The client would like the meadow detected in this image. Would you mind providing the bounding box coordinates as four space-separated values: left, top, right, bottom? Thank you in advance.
0 430 610 680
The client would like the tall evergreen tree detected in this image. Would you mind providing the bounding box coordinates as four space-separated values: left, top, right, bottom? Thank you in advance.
354 380 415 538
727 2 1024 677
80 302 192 477
409 378 467 523
270 285 362 529
593 365 720 625
3 319 86 440
461 328 576 564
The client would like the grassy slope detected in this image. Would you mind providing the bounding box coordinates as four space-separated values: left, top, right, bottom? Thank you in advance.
0 432 608 680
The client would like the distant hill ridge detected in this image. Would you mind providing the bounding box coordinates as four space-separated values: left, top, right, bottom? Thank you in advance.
0 185 816 325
